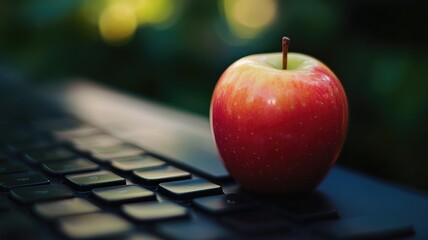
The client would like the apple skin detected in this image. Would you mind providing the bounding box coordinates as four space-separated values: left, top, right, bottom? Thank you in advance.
210 53 348 194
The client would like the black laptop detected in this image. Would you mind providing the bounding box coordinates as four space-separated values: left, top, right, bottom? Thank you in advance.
0 78 427 240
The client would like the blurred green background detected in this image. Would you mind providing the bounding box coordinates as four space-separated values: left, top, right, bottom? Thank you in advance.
1 0 428 191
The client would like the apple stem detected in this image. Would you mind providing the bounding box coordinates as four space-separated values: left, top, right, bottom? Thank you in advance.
282 36 290 70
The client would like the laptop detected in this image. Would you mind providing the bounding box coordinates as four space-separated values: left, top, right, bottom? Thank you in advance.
0 77 427 240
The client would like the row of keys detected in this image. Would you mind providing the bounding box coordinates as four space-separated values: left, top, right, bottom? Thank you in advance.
9 181 260 218
10 119 229 183
0 120 416 240
32 194 264 239
7 183 415 240
1 166 415 240
32 191 258 222
52 127 147 162
0 169 334 224
64 170 223 200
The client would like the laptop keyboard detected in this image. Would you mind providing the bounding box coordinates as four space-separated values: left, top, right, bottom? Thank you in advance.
0 116 417 240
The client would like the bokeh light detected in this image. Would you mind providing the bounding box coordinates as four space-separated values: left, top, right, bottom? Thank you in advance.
221 0 277 39
99 1 137 44
82 0 175 45
133 0 175 26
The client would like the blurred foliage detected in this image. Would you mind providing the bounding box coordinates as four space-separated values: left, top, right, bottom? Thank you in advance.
1 0 428 191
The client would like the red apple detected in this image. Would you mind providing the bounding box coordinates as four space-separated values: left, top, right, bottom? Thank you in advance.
210 38 348 194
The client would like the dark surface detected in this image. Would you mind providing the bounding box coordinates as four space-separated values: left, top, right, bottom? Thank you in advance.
312 215 414 239
221 210 290 235
192 193 259 215
275 192 339 222
156 221 230 240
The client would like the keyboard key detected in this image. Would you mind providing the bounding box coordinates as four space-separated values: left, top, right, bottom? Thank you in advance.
312 215 414 240
95 153 147 163
92 185 156 205
65 170 125 191
159 178 223 199
59 213 133 239
54 125 102 139
10 184 73 204
0 161 27 175
221 210 290 235
91 145 145 162
156 221 229 240
34 198 99 219
25 148 77 164
133 166 191 185
122 201 189 222
0 172 49 190
90 144 142 154
41 158 99 176
71 134 123 149
111 155 166 172
278 192 339 221
193 194 259 215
